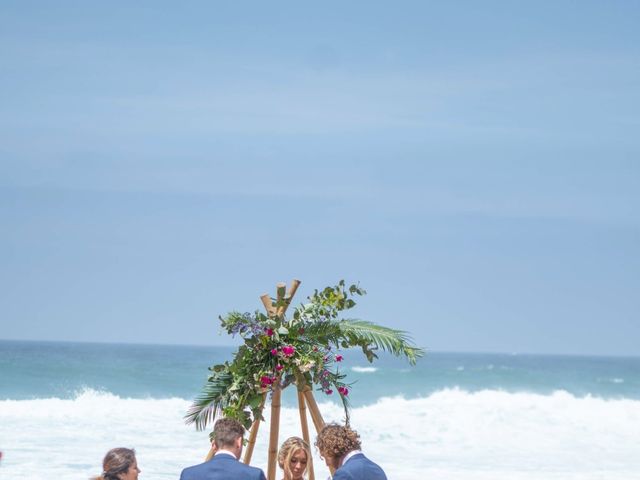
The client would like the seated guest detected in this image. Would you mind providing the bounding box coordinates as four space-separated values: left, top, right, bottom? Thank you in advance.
93 447 140 480
278 436 311 480
180 418 266 480
315 423 387 480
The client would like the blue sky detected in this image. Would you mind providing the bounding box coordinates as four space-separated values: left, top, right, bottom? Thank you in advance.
1 1 639 355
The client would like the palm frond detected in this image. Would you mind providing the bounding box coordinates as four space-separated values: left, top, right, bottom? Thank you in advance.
300 320 342 342
184 370 233 430
338 319 424 365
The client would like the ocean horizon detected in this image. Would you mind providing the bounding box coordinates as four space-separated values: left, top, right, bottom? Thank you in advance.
1 339 639 479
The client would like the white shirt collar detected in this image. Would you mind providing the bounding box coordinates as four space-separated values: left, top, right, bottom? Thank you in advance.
340 450 362 467
214 449 237 459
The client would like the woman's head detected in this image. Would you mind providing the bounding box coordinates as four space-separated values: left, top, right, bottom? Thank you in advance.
95 448 140 480
278 437 311 480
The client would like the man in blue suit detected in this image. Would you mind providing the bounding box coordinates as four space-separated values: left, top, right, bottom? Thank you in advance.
315 423 387 480
180 418 266 480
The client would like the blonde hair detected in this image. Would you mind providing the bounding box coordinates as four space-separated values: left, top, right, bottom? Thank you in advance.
278 436 311 480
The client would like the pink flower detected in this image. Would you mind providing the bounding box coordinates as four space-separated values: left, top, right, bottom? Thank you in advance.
335 355 343 362
282 345 296 357
271 348 278 356
260 376 274 387
325 389 333 395
275 364 283 371
338 386 349 396
265 328 274 337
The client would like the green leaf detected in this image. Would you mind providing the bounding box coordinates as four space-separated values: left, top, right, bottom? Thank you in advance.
186 280 425 435
248 394 263 409
184 370 234 431
338 319 424 365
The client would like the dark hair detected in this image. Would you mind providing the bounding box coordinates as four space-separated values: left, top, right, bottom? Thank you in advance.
315 423 361 459
213 418 245 448
92 448 136 480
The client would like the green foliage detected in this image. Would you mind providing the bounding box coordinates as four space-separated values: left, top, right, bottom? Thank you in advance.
185 280 424 430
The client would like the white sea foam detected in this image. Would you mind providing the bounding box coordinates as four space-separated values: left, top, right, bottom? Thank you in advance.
1 388 640 479
351 366 377 373
597 377 625 384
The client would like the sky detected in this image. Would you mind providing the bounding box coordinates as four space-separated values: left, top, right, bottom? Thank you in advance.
1 1 639 356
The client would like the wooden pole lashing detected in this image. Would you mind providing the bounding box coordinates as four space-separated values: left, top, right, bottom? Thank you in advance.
297 390 315 480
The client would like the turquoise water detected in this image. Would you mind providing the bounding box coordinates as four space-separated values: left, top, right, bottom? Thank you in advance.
2 340 640 479
1 340 638 402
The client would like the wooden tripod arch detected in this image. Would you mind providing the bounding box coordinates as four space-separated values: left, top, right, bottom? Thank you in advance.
203 280 328 480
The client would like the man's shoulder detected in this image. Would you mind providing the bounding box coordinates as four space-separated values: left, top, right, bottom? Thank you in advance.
211 456 266 478
234 460 264 472
227 460 266 479
180 457 265 480
179 461 207 480
337 454 387 480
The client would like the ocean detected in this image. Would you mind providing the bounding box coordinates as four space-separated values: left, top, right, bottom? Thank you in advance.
1 340 639 479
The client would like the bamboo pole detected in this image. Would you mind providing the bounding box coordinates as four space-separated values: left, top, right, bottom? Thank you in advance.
302 386 334 476
267 383 282 480
204 443 216 462
302 387 325 434
260 293 276 316
276 282 286 308
277 279 301 316
297 390 315 480
243 393 267 464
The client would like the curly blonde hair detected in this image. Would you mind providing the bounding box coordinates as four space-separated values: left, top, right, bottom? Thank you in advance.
315 423 361 459
278 436 311 479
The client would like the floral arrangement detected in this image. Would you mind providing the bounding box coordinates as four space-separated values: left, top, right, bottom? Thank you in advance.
185 280 423 430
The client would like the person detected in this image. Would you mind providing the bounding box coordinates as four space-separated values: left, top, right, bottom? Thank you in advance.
92 447 141 480
315 423 387 480
180 418 266 480
277 436 311 480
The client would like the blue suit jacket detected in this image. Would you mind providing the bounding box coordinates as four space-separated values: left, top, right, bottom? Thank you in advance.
333 453 387 480
179 453 266 480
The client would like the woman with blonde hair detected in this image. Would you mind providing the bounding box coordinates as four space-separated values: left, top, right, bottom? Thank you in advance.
278 436 311 480
92 447 140 480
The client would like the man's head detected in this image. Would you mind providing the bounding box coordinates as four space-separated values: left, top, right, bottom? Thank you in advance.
315 423 361 470
212 418 246 459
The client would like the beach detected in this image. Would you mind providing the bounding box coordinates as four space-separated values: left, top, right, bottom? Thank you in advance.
1 340 639 479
